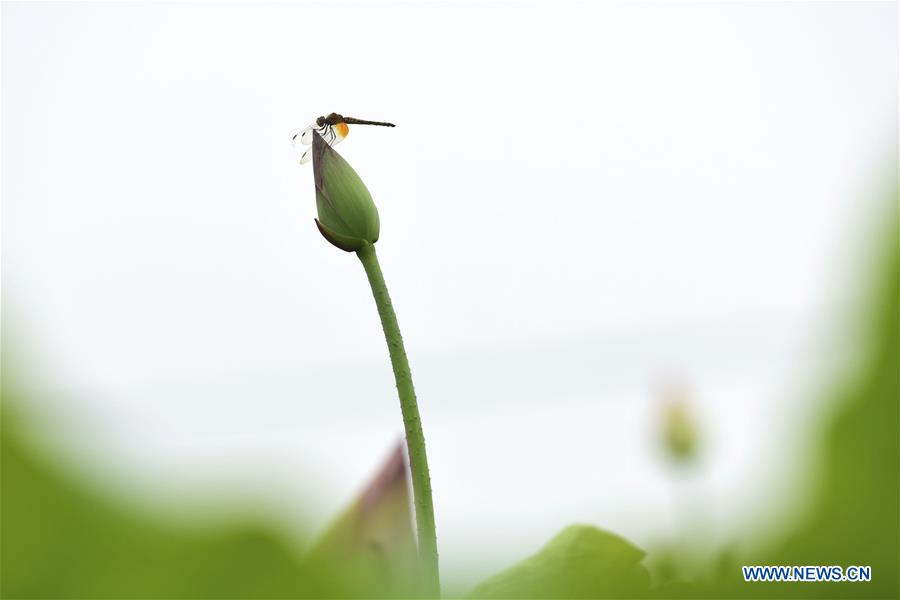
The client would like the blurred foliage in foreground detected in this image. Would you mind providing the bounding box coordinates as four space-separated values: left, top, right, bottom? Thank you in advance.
749 213 898 598
2 397 306 598
673 195 897 599
469 525 651 598
1 398 425 597
2 193 898 598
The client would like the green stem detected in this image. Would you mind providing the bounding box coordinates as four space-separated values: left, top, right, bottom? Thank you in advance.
356 243 440 598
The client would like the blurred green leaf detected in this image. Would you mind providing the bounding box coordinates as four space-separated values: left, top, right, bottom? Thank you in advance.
469 525 651 599
661 189 900 599
0 383 420 598
0 391 315 598
757 193 899 598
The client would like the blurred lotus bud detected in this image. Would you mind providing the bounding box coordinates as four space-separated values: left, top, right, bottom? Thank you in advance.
311 132 380 252
659 384 700 464
303 442 419 596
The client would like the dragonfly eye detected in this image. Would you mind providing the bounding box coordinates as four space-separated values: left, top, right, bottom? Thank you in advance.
316 116 326 127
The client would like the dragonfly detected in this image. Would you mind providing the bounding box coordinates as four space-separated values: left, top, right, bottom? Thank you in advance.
292 113 395 164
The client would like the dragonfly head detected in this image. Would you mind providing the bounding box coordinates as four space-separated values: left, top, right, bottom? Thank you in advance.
322 113 345 126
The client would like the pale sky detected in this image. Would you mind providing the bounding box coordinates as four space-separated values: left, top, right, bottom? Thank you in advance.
3 1 897 589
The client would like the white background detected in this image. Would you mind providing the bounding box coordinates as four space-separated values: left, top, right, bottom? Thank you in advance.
3 1 897 589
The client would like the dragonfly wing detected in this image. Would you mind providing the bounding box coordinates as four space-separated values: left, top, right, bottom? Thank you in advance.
292 124 316 147
295 123 349 164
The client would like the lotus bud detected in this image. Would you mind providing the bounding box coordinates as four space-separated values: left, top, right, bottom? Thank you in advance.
312 132 380 252
659 384 700 464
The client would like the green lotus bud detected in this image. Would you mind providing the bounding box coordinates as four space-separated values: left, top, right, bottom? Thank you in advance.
660 385 701 464
312 132 380 252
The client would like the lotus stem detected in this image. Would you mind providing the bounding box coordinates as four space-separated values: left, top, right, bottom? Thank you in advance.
356 242 440 598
